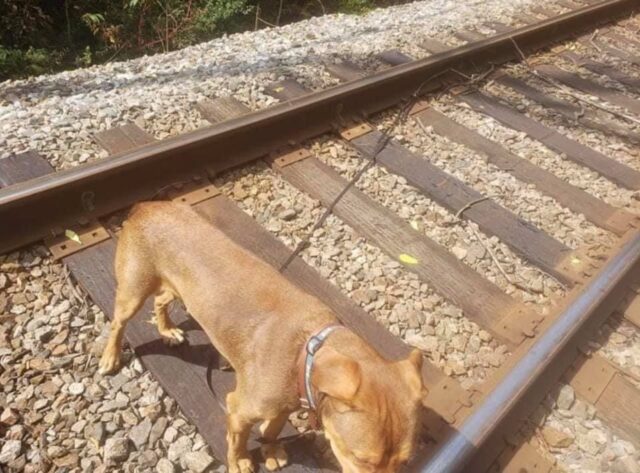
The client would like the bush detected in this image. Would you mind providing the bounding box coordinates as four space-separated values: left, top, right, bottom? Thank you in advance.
0 45 64 79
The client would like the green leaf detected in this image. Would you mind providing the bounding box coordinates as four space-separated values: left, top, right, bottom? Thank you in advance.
65 229 82 245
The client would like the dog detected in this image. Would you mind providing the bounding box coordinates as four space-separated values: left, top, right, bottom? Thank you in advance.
99 201 427 473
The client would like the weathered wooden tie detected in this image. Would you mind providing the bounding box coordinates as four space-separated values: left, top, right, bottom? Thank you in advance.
376 50 414 67
565 353 640 444
265 79 309 101
323 61 366 82
419 38 450 55
560 50 640 90
556 0 583 9
458 91 640 190
597 32 640 65
495 73 640 144
378 44 640 190
529 5 560 18
619 289 640 329
417 107 636 236
452 30 485 43
534 64 640 116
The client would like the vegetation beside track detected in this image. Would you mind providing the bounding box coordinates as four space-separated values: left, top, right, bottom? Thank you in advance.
0 0 409 81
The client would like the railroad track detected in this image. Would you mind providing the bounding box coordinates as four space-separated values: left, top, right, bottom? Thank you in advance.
1 0 639 471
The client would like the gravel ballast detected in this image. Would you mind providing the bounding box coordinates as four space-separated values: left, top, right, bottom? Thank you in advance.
2 0 640 472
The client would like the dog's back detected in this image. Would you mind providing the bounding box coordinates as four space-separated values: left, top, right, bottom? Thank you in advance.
112 201 334 367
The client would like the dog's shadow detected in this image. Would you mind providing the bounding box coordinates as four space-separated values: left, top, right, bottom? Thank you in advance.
133 307 228 370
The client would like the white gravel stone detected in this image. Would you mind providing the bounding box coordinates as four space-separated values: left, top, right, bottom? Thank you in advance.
613 456 640 473
556 384 576 410
168 436 194 463
157 458 177 473
0 440 22 464
129 417 153 450
104 437 131 464
68 382 85 396
0 408 19 426
184 450 215 473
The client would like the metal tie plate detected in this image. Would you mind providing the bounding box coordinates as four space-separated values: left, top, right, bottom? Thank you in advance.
46 221 110 260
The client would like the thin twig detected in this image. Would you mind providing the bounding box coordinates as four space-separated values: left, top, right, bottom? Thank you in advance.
469 224 531 293
276 0 284 25
450 67 495 90
588 30 602 53
510 37 529 67
257 16 278 28
454 197 489 219
254 4 260 30
433 189 534 293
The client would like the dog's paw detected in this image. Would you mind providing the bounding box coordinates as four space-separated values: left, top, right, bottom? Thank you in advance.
98 350 120 375
159 327 185 346
261 443 288 471
229 458 255 473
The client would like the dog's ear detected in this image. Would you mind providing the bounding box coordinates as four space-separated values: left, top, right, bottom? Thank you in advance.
400 349 426 401
313 346 361 404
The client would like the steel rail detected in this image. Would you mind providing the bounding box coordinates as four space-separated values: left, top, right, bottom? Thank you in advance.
408 229 640 473
0 0 637 254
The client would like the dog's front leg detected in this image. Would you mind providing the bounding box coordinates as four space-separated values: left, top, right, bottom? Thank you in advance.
260 412 290 471
226 391 256 473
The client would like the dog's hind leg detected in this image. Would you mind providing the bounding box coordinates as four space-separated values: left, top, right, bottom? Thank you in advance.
259 412 290 471
154 287 185 346
99 230 156 375
98 283 147 374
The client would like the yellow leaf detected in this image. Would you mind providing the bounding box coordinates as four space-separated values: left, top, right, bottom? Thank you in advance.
274 87 284 92
410 220 419 231
65 229 82 244
399 253 419 265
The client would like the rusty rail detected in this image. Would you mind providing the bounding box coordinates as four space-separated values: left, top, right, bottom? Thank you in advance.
0 0 637 254
409 229 640 473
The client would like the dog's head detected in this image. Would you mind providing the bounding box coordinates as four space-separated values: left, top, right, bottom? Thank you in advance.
314 347 426 473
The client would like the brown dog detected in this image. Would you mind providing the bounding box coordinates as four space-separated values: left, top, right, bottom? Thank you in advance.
99 201 426 473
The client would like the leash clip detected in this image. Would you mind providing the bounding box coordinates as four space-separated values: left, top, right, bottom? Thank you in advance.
306 335 324 356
